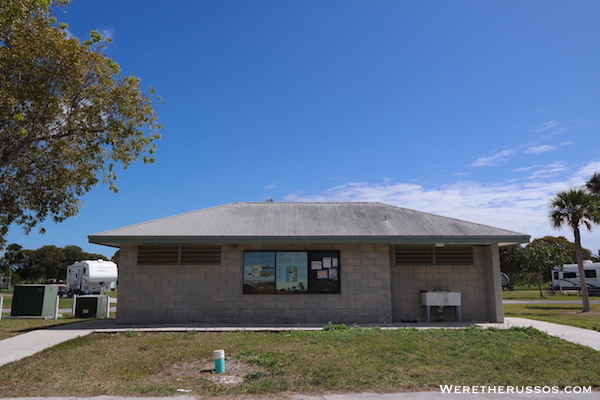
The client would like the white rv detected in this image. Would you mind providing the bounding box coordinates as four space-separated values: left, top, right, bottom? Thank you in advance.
551 261 600 295
66 260 118 296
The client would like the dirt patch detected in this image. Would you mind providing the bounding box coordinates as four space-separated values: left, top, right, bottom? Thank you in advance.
564 310 600 315
156 359 268 386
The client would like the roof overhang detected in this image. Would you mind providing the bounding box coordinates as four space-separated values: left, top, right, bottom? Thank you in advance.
89 234 530 248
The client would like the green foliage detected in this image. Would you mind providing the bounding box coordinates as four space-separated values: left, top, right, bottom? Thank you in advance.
500 238 572 290
0 242 109 281
499 244 523 282
0 0 162 243
550 188 600 234
533 236 592 263
322 323 350 331
521 240 572 297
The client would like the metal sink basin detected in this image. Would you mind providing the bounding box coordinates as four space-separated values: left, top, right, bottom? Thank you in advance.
421 291 461 306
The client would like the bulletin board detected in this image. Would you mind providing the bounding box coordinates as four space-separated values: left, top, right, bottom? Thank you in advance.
243 250 340 294
307 250 341 293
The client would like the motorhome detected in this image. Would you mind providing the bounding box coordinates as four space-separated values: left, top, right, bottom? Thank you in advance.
66 260 118 296
551 261 600 295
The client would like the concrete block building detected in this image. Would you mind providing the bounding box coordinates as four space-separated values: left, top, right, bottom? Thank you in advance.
89 202 529 325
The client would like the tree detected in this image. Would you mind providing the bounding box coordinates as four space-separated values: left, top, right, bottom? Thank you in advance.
0 242 25 273
28 245 66 281
549 188 600 312
585 172 600 196
62 244 107 266
519 241 572 298
499 244 524 286
0 0 162 244
532 236 592 264
0 243 109 281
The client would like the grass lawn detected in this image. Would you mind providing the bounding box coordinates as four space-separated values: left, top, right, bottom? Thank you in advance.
0 326 597 397
502 290 581 301
504 303 600 332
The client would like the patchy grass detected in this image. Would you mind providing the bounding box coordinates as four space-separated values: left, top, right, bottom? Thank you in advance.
0 318 88 340
504 303 600 332
0 327 598 397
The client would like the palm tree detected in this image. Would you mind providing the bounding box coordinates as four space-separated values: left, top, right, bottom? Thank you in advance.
549 188 600 312
586 172 600 195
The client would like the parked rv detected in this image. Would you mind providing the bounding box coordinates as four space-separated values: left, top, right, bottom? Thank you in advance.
66 260 118 296
500 272 513 290
551 261 600 295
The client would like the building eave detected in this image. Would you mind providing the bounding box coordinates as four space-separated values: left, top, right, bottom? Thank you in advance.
89 234 530 247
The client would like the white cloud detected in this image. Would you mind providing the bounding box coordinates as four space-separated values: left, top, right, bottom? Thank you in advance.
283 161 600 251
529 120 567 137
526 161 569 179
513 165 538 172
469 149 517 167
526 145 556 154
530 120 560 132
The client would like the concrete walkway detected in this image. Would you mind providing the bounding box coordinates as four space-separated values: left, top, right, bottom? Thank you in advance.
0 319 101 366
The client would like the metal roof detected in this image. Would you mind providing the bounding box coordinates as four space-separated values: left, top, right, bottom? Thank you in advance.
88 202 530 247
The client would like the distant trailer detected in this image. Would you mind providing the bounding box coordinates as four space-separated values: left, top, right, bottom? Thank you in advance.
0 274 10 290
551 261 600 295
66 260 118 296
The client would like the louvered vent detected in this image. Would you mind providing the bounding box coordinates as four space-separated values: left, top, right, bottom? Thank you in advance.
435 246 473 264
138 245 221 265
181 245 221 264
138 246 179 265
394 246 434 264
395 245 473 265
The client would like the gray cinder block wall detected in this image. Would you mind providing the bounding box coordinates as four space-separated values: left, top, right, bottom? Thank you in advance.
116 243 393 325
116 243 502 325
390 245 502 323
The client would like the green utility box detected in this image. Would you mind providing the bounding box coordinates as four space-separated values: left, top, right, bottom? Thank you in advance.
74 295 109 318
11 284 59 317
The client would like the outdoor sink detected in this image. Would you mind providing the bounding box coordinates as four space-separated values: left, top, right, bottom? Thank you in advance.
421 291 461 306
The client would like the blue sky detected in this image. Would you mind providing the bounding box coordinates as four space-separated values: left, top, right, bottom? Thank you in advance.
6 0 600 257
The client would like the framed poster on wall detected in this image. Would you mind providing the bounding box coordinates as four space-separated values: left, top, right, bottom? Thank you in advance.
243 251 276 294
276 252 308 293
